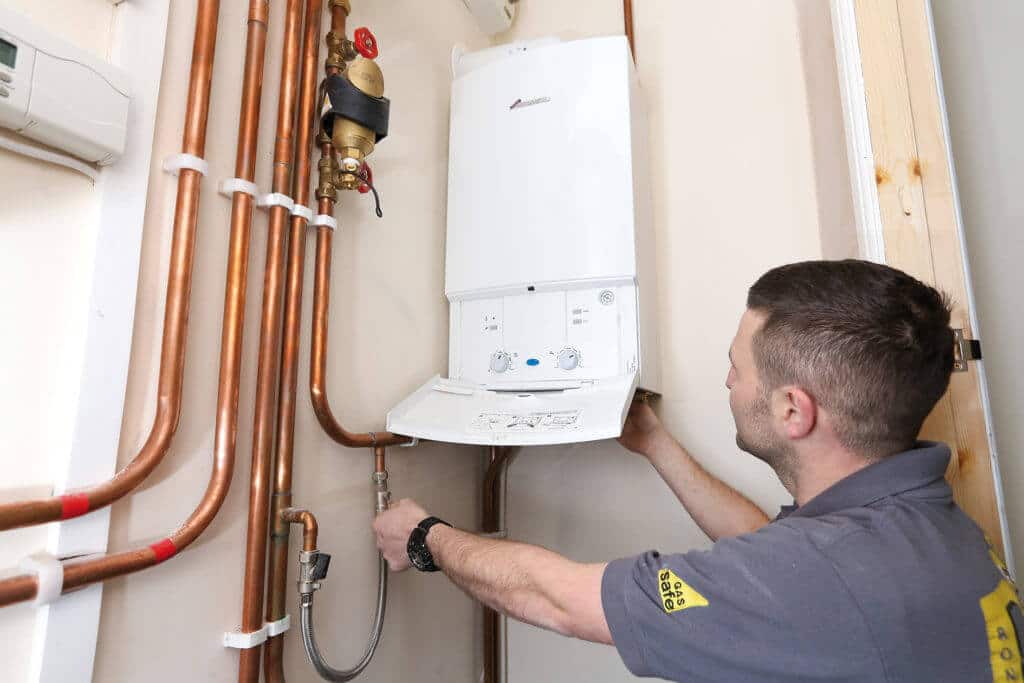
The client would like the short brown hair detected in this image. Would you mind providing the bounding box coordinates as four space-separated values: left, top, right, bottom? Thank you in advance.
747 260 954 458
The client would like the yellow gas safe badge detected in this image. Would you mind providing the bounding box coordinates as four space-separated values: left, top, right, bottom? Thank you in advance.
658 568 709 614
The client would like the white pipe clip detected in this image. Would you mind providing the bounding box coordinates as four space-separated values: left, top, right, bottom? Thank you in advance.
257 192 296 212
291 204 314 222
162 153 209 177
224 625 267 649
311 214 338 231
223 614 291 649
19 553 64 607
218 177 259 199
266 614 291 637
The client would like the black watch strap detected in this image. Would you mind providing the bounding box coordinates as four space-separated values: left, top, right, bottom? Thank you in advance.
407 516 452 573
418 516 451 536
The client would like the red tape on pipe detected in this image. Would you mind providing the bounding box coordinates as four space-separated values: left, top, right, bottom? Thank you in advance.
149 539 177 563
59 494 90 520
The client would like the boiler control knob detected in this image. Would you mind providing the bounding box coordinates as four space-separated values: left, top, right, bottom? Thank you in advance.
557 347 580 371
490 351 512 374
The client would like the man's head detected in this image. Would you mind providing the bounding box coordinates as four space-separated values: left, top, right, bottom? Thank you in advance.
726 260 954 483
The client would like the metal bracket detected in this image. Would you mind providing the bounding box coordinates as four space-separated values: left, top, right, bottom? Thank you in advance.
953 328 982 372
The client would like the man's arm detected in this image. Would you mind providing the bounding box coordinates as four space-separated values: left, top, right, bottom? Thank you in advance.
372 499 612 644
619 402 769 540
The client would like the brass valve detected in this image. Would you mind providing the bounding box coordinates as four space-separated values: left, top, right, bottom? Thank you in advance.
325 31 357 70
316 155 339 201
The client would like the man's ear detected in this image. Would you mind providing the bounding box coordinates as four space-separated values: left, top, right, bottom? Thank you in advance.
771 385 817 440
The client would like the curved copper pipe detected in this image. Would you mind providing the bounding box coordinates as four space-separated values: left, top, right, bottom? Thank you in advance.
306 0 410 450
264 0 323 680
280 507 319 551
237 1 304 681
0 0 271 608
309 222 412 448
0 0 221 533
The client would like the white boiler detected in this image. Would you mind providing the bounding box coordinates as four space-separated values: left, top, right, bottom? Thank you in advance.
387 36 661 445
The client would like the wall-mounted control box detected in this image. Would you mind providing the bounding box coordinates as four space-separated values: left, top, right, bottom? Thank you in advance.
0 6 130 165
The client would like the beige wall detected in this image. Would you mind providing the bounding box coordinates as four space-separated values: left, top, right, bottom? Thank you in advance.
931 0 1023 575
498 2 849 681
91 1 490 681
497 1 847 683
1 1 853 681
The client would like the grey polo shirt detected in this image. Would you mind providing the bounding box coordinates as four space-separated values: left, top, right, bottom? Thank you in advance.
602 442 1022 682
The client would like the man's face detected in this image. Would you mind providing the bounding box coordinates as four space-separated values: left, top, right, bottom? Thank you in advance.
727 309 793 476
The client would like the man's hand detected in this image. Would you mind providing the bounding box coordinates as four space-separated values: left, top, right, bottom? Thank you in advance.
618 400 672 458
372 498 429 572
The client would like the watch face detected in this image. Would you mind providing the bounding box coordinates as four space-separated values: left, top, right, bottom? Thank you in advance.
407 527 435 571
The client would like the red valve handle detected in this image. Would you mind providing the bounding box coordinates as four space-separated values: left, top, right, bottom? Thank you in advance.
358 163 373 194
353 27 379 59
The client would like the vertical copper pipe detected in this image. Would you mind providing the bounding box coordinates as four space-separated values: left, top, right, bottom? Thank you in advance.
481 446 507 683
264 0 323 679
237 0 304 681
0 0 220 533
0 0 269 607
309 224 412 447
624 0 636 61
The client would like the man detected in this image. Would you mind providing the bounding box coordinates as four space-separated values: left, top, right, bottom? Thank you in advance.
373 260 1021 681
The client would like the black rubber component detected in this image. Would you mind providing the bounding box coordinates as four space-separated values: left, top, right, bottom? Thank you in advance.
311 552 332 581
321 73 389 142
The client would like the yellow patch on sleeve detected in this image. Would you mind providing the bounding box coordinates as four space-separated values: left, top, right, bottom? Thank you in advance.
657 568 708 614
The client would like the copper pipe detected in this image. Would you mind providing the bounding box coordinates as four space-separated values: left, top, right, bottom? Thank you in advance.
309 223 412 448
280 508 319 551
482 447 513 683
308 0 410 447
623 0 636 62
374 445 386 474
0 0 270 608
0 0 222 534
264 0 323 679
329 0 348 72
237 0 304 681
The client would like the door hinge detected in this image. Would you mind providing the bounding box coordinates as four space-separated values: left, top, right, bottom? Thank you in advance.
953 328 982 372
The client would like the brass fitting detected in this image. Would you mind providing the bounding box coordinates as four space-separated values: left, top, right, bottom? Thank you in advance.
328 0 351 15
316 155 339 201
325 31 358 68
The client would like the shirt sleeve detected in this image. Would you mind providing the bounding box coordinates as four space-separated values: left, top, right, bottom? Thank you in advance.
601 521 882 682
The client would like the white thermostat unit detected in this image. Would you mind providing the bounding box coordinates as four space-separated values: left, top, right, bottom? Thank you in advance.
460 0 517 36
0 6 130 165
388 36 661 446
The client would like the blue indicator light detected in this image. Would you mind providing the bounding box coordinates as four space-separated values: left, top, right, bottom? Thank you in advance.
526 358 540 367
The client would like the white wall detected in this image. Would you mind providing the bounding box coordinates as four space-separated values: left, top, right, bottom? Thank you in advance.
0 1 115 680
497 2 850 681
931 0 1024 575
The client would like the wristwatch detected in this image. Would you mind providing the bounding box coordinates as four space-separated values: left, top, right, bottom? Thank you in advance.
407 516 452 572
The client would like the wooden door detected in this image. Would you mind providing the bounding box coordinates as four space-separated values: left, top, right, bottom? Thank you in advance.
831 0 1011 562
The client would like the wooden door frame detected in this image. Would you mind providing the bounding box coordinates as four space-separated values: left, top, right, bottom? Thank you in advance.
830 0 1013 570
